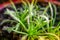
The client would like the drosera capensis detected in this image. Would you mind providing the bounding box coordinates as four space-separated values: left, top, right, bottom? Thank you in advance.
1 0 60 40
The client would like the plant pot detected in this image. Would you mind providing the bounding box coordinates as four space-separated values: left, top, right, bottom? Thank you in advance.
0 0 60 11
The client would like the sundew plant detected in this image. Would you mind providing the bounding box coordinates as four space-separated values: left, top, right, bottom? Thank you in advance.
1 0 60 40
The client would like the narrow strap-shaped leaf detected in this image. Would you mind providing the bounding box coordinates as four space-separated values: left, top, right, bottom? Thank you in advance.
13 30 27 35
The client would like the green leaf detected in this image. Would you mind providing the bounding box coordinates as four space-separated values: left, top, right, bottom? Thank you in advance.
6 9 20 22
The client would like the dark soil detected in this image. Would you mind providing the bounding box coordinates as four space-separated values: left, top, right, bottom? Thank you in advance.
0 5 22 40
